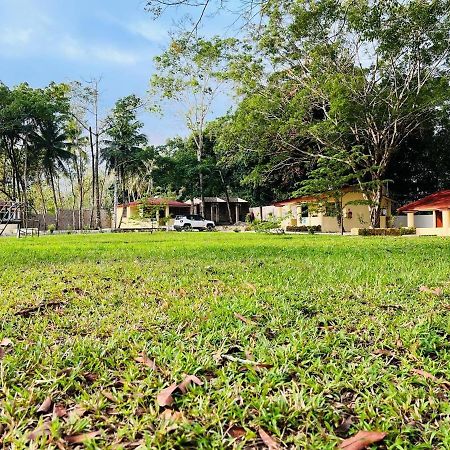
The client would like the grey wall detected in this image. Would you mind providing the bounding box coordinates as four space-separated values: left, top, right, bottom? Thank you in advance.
29 209 111 230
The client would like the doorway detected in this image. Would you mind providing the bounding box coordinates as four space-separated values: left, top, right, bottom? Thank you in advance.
436 210 443 228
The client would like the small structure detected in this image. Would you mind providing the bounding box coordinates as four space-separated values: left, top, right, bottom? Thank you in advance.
398 190 450 236
187 197 250 224
0 201 24 236
116 198 190 230
274 188 392 232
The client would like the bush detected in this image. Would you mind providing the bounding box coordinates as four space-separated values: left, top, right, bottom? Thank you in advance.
248 219 281 233
357 227 416 236
286 225 322 233
47 224 56 234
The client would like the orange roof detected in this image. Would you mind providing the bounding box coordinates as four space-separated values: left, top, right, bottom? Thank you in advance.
119 198 190 208
273 186 362 207
398 190 450 212
273 194 323 207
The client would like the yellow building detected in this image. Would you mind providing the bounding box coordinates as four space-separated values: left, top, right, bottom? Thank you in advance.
398 190 450 236
274 188 392 233
116 198 191 229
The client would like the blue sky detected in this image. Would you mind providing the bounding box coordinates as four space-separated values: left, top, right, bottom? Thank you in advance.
0 0 234 144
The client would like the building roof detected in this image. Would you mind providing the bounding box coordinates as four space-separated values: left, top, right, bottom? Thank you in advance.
120 198 190 208
188 197 248 205
273 195 322 207
273 186 391 207
398 190 450 213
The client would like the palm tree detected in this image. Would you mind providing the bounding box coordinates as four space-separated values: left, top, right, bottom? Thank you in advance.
32 119 74 229
102 96 147 228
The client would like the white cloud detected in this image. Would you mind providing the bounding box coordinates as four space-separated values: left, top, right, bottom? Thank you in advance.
92 46 141 65
58 36 143 66
0 28 33 46
128 20 169 43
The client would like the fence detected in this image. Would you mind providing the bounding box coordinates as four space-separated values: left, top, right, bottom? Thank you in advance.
30 209 111 231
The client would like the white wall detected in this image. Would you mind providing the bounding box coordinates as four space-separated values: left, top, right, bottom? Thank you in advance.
0 224 19 237
250 206 276 221
394 214 434 228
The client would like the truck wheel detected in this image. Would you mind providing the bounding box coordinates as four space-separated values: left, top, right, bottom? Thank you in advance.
183 224 192 231
206 224 214 231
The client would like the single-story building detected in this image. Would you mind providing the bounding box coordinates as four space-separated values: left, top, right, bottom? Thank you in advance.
398 190 450 236
0 200 23 236
187 197 250 224
274 188 392 232
116 198 191 229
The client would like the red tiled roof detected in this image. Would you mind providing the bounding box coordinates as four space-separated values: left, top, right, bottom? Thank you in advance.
119 198 190 208
398 190 450 212
273 195 322 207
273 186 363 207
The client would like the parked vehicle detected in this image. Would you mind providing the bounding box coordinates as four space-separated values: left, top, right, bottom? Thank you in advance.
174 215 215 231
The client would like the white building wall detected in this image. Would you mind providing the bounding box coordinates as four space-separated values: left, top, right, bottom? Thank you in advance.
0 224 19 237
394 215 434 228
250 206 276 221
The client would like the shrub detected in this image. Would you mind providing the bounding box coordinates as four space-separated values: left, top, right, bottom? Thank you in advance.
248 218 281 233
47 224 56 234
286 225 322 233
356 227 416 236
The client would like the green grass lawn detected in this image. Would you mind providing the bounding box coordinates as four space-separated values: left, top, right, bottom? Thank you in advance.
1 232 450 449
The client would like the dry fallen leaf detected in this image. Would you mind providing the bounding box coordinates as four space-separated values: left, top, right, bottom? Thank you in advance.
64 431 100 444
157 375 204 407
339 430 387 449
335 416 355 438
101 391 117 402
411 368 450 387
258 428 281 449
53 404 67 418
419 286 443 296
83 372 99 383
157 383 178 407
37 397 53 414
68 405 87 420
0 338 13 347
373 349 395 357
27 422 51 441
160 409 187 423
234 313 256 325
135 353 160 371
228 425 246 440
412 368 438 381
178 375 203 394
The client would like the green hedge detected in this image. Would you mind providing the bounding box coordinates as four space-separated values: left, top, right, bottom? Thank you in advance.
356 227 416 236
286 225 322 233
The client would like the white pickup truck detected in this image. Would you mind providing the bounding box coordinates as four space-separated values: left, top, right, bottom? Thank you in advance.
174 215 215 231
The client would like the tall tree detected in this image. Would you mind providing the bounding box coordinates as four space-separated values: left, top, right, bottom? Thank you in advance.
102 95 147 229
225 0 450 227
70 79 106 229
31 119 73 229
66 119 88 229
150 33 237 215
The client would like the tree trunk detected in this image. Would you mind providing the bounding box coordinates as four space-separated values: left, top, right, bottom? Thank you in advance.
368 185 383 228
113 166 118 230
49 169 59 230
37 177 47 231
197 132 204 217
95 131 101 229
218 169 233 224
89 127 95 229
